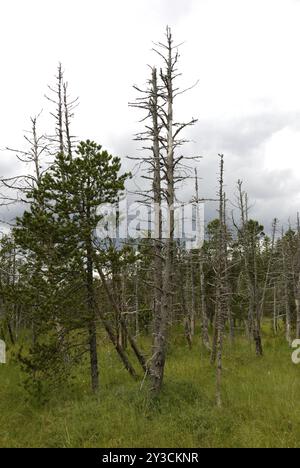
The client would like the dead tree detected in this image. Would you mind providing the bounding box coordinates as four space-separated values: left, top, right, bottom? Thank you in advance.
1 114 50 343
45 63 78 157
151 27 198 392
199 257 210 350
134 262 140 338
236 180 263 356
129 64 164 386
281 228 293 345
259 218 277 320
294 213 300 339
130 27 198 393
295 275 300 339
2 113 49 203
148 66 164 391
273 285 278 335
194 168 210 350
212 154 227 407
94 260 147 374
177 250 192 349
223 193 234 343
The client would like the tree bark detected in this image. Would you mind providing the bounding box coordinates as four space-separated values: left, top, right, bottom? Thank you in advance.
86 238 99 393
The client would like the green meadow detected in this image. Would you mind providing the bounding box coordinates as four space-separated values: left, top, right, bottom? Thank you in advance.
0 329 299 448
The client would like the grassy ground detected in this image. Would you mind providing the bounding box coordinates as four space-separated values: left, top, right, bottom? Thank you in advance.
0 329 299 448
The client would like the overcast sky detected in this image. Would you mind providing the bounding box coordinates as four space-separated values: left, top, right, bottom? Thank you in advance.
1 0 300 232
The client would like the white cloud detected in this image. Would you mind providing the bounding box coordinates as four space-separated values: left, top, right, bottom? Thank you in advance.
1 0 300 229
264 127 300 171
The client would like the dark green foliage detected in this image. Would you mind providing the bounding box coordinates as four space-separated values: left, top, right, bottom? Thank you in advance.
13 140 130 393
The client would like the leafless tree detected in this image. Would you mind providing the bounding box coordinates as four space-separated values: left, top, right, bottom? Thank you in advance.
235 180 263 356
45 63 78 157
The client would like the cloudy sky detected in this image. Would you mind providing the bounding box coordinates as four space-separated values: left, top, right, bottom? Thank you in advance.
1 0 300 232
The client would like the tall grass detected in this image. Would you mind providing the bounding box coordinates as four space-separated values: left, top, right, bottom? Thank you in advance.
0 329 299 447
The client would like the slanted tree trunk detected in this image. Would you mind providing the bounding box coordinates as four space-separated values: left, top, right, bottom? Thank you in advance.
95 262 147 374
93 289 138 379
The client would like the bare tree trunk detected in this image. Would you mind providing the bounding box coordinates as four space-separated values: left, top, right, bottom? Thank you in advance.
93 296 138 379
46 63 78 157
150 66 165 392
180 259 192 349
295 294 300 339
215 154 226 407
6 319 15 345
135 264 140 338
273 285 278 335
152 27 176 392
200 258 210 350
194 170 210 351
237 180 263 356
223 194 234 344
56 63 64 154
210 313 217 364
260 218 277 321
282 236 292 345
285 283 292 345
190 261 196 337
296 215 300 339
95 262 147 373
63 81 78 159
294 217 300 339
215 299 224 408
120 271 128 350
130 28 197 393
86 236 99 393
